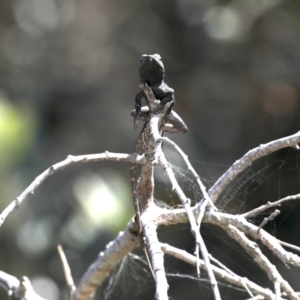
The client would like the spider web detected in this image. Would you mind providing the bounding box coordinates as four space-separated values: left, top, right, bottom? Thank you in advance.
101 253 154 300
100 253 250 300
100 146 300 300
2 142 300 299
164 146 300 215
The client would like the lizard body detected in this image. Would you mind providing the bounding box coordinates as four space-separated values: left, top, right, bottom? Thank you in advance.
130 55 187 276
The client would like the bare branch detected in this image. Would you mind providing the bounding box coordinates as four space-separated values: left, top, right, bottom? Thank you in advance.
0 152 146 228
274 281 280 300
73 221 139 300
2 82 300 300
202 131 300 206
279 241 300 253
209 254 256 299
57 245 76 295
257 210 280 232
143 218 169 300
157 136 217 277
159 152 221 300
206 210 300 268
157 137 216 211
225 224 298 300
160 243 275 300
243 193 300 218
156 201 300 272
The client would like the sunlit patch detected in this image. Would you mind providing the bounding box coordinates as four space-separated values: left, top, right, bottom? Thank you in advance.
15 0 59 32
73 171 127 227
57 171 132 248
202 0 281 42
203 6 245 42
31 275 60 300
16 217 53 256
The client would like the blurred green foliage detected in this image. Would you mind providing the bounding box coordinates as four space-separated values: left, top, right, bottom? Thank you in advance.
0 95 35 172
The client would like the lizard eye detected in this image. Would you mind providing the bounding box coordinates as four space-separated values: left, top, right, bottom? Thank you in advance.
140 55 147 64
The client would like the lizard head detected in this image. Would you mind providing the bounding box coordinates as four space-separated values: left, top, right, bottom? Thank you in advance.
139 54 165 85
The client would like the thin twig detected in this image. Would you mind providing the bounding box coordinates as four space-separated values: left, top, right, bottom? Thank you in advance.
257 210 280 232
225 224 298 300
57 245 76 295
209 253 260 298
206 210 300 268
160 243 275 299
157 137 216 211
208 254 236 276
274 281 280 300
143 219 169 300
157 136 217 276
156 201 300 270
0 152 146 228
159 152 221 300
203 131 300 206
241 278 255 299
243 194 300 218
279 241 300 253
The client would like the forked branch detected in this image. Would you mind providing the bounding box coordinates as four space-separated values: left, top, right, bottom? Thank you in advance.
2 87 300 299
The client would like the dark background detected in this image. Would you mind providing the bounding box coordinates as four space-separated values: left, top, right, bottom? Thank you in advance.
1 0 300 299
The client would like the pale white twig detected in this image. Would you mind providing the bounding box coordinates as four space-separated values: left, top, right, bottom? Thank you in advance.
203 131 300 206
0 152 146 228
243 193 300 218
160 243 275 299
57 245 76 295
156 202 300 270
209 254 255 299
157 137 216 211
206 210 300 268
257 210 280 232
225 224 298 300
157 206 300 297
241 279 255 299
157 136 216 276
274 281 280 300
159 152 221 300
279 241 300 253
143 219 169 300
245 296 265 300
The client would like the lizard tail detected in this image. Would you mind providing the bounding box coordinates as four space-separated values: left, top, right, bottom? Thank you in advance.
130 123 148 233
130 161 155 280
130 160 141 234
130 123 155 279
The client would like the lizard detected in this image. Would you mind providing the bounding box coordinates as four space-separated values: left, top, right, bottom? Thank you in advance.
130 54 188 276
133 54 175 129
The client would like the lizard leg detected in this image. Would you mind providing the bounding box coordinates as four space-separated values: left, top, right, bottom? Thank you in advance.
161 110 188 134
